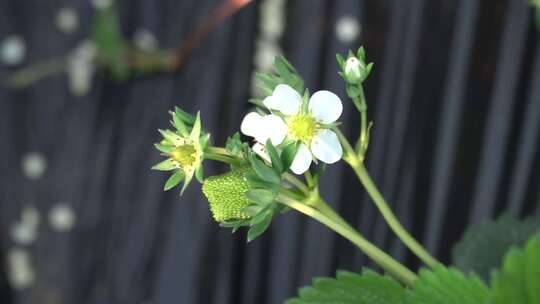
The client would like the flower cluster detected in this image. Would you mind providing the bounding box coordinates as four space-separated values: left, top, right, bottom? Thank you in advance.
152 50 372 241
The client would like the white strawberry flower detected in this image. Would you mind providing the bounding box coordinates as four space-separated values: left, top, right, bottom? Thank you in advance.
241 84 343 174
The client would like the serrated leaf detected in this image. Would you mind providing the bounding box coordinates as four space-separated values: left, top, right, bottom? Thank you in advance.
452 214 540 281
152 158 176 171
287 269 407 304
405 266 490 304
250 154 281 184
247 212 272 242
491 234 540 304
164 171 183 191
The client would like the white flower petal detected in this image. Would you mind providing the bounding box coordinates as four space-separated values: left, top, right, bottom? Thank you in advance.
263 84 302 115
308 90 343 124
252 143 271 163
240 112 264 138
310 130 343 164
260 114 287 145
290 144 312 174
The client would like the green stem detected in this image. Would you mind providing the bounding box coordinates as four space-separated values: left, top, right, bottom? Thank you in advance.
334 129 440 268
277 194 417 286
356 86 368 156
348 157 440 268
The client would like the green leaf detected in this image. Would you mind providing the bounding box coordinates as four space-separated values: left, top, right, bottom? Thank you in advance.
452 214 540 281
164 171 183 191
247 212 272 242
491 234 540 304
91 6 129 80
286 269 407 304
245 189 276 206
265 139 283 173
151 158 176 171
249 154 281 184
405 266 490 304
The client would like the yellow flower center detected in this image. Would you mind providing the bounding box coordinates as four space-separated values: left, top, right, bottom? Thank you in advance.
289 114 317 142
170 144 197 169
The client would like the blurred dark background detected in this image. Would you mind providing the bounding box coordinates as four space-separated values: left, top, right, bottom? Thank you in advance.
1 0 540 303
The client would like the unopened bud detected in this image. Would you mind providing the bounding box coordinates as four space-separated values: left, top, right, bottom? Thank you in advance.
344 57 365 83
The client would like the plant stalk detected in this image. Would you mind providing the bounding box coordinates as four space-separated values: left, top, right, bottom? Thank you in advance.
278 194 417 286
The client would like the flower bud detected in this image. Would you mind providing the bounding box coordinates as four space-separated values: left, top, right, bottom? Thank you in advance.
202 167 252 222
344 56 366 83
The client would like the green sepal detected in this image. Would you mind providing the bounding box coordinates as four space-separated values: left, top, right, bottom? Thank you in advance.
164 170 184 191
249 154 281 185
158 129 183 146
195 164 204 183
246 211 272 242
152 158 177 171
265 139 283 173
171 110 189 136
220 219 250 233
226 133 244 155
154 143 174 154
245 189 276 206
280 142 298 172
244 172 278 190
199 133 210 150
357 46 366 61
180 169 194 195
174 106 196 125
189 112 201 140
336 53 345 67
